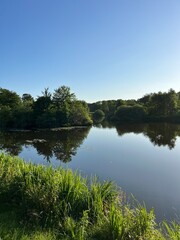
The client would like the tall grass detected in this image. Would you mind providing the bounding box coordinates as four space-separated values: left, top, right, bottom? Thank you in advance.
163 221 180 240
0 153 179 239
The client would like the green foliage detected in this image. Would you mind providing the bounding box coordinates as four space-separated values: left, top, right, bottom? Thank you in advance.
0 86 92 130
93 109 105 123
105 203 124 239
138 94 153 105
33 96 52 115
53 85 76 109
0 154 118 227
0 88 21 109
22 93 34 103
1 87 180 129
0 88 21 129
93 203 163 240
63 211 89 240
148 89 178 117
13 105 35 129
0 154 178 239
0 210 56 240
0 106 13 129
69 101 93 126
163 221 180 239
115 105 146 122
89 89 180 123
89 99 139 122
36 109 56 128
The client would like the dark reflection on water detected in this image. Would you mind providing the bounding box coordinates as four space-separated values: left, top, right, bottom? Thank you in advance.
1 123 180 162
0 127 90 162
115 123 180 149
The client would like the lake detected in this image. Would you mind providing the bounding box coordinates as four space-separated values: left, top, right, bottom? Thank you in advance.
1 122 180 223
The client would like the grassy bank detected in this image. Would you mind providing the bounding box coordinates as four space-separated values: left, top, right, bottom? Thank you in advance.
0 154 179 239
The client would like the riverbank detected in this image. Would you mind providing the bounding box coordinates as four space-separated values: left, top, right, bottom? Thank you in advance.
3 125 91 132
0 153 179 239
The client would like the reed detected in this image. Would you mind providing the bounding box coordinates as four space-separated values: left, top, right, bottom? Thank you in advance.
0 153 179 239
163 221 180 240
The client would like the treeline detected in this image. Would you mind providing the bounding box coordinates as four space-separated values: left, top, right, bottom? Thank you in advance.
89 89 180 123
0 86 92 129
1 87 180 129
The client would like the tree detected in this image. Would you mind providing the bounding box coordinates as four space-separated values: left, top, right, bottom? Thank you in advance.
93 109 105 123
53 86 76 109
33 96 52 114
116 99 125 108
0 88 21 108
138 94 152 105
69 101 93 126
0 106 12 129
22 93 34 102
36 109 56 128
165 89 178 115
41 87 51 98
115 105 146 122
13 104 34 129
148 89 178 117
0 88 21 129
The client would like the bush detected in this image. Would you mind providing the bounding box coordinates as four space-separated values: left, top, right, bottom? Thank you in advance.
115 105 146 122
93 109 105 123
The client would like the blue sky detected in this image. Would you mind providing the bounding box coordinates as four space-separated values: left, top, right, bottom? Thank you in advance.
0 0 180 102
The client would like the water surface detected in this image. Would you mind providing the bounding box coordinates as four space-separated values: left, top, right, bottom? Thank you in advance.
1 123 180 222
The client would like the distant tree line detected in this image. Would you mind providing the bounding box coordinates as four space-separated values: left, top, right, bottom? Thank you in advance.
0 86 92 129
89 89 180 123
1 87 180 129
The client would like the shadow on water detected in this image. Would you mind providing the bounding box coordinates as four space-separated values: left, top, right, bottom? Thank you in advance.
0 127 91 162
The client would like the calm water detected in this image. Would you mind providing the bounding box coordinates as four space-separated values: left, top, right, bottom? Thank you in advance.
1 123 180 222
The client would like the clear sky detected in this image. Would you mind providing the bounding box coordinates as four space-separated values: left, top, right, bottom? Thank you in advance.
0 0 180 102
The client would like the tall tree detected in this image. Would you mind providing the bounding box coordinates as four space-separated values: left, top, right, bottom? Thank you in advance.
53 86 76 109
22 93 34 103
165 89 178 115
0 88 21 108
41 87 51 98
0 88 21 129
69 101 92 126
148 89 178 116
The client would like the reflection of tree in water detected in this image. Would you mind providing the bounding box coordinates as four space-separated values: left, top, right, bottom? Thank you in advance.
116 124 145 136
33 128 91 162
94 121 116 129
101 121 116 129
57 128 90 162
32 141 53 162
143 123 180 150
116 123 180 149
0 127 90 163
0 132 23 155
